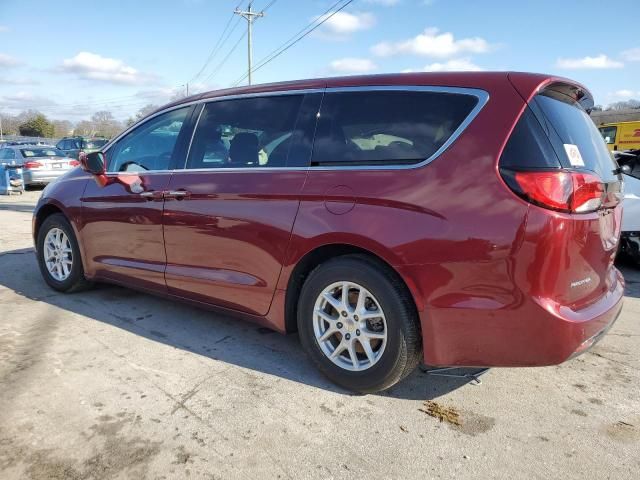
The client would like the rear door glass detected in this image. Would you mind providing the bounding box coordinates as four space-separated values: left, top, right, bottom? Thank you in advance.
311 90 479 166
533 91 619 182
185 94 314 169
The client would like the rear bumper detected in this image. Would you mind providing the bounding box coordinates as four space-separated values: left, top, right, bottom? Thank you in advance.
405 265 625 367
23 169 68 185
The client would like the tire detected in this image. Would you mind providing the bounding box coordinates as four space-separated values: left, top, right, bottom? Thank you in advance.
37 213 92 293
297 254 421 393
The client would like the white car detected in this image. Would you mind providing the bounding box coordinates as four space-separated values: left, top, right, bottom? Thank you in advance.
617 150 640 264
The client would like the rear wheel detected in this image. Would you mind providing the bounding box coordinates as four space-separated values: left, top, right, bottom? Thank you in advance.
37 213 92 292
297 255 421 393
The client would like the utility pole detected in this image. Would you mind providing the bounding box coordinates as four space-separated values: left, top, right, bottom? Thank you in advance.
234 1 264 85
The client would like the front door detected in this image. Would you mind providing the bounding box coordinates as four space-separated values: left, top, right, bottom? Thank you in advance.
163 93 321 315
81 106 195 292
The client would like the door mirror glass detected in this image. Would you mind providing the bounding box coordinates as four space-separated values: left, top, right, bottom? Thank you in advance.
80 151 106 175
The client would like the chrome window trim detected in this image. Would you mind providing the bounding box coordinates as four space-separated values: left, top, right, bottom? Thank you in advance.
103 85 489 174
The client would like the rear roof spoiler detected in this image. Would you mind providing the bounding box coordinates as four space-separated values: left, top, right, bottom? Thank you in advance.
507 72 595 112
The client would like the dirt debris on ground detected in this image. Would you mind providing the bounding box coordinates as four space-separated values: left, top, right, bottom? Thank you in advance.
419 401 462 426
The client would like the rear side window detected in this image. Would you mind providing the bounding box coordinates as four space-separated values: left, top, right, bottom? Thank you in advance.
311 90 479 166
499 107 562 169
532 90 618 181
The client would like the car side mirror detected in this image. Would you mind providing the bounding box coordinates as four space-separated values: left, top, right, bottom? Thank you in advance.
80 151 105 175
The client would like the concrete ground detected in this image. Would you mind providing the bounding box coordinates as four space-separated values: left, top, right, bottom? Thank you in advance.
0 190 638 480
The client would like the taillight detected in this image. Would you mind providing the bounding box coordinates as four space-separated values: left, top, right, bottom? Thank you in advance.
23 161 42 169
69 160 80 167
503 170 606 213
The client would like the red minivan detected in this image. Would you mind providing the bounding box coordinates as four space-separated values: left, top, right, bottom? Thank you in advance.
33 72 624 392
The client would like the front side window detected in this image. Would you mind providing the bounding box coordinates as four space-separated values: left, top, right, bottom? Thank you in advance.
599 126 617 144
107 107 190 172
186 95 305 169
312 90 479 166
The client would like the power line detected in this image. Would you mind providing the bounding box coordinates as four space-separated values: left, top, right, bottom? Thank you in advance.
262 0 279 12
231 0 355 87
201 29 248 84
188 0 246 85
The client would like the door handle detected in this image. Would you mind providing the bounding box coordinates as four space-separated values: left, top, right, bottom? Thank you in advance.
164 190 191 200
139 191 164 201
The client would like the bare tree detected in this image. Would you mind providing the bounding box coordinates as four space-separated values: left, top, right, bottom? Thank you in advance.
52 119 73 138
90 111 122 138
73 120 95 136
126 104 159 127
606 99 640 111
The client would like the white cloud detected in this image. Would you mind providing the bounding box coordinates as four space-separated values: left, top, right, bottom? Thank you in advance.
329 57 378 74
0 26 9 33
0 53 20 67
402 58 483 73
555 54 623 70
0 91 56 109
0 76 40 86
372 27 492 58
621 47 640 62
608 89 640 100
58 51 156 85
315 11 375 38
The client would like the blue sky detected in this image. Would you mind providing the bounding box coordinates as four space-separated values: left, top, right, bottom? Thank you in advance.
1 0 639 121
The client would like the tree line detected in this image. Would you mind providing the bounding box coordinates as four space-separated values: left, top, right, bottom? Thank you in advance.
0 104 160 139
591 99 640 112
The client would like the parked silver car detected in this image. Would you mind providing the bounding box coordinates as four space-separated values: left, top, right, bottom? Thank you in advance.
0 145 79 187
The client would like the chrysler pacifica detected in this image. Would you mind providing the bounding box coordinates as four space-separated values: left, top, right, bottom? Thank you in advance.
33 72 624 392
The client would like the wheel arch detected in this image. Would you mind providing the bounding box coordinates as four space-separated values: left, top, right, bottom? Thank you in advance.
33 202 65 246
283 243 423 334
33 200 89 275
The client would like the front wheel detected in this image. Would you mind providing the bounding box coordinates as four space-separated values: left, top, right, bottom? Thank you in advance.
297 255 421 393
37 213 92 292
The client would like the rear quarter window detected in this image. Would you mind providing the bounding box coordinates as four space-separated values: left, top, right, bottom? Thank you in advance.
311 90 480 166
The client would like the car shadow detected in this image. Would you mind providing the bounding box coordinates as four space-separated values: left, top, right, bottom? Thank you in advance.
0 247 481 401
616 258 640 299
0 202 35 213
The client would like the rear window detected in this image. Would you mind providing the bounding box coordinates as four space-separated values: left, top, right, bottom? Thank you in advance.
532 90 618 181
82 139 108 149
20 148 66 158
311 90 479 166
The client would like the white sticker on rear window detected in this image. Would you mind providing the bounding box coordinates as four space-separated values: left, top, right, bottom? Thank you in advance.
564 144 585 167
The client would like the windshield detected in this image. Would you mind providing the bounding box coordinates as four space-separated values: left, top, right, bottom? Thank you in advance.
598 126 617 144
82 139 108 149
20 148 66 158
